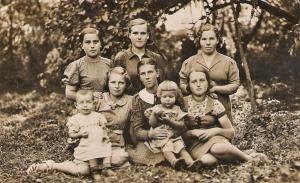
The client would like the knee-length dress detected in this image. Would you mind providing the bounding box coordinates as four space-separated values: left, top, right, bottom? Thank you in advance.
67 111 112 161
182 95 230 159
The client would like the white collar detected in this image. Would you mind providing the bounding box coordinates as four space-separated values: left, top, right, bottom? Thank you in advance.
138 88 155 105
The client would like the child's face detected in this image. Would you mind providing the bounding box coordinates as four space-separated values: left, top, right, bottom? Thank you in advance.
160 91 176 108
76 94 94 115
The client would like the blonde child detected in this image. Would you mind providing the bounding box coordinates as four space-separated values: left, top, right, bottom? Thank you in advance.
144 81 200 169
27 90 113 180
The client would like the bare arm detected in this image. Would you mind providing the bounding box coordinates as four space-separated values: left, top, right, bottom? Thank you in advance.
164 118 187 130
149 112 159 127
209 84 239 95
182 129 200 139
216 114 235 139
68 130 88 139
184 114 234 141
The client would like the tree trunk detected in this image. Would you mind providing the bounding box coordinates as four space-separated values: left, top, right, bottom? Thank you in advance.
231 1 257 112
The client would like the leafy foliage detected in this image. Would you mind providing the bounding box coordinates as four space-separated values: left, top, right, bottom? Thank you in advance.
0 0 299 91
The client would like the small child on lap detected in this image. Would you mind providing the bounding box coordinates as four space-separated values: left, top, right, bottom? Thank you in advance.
144 81 200 169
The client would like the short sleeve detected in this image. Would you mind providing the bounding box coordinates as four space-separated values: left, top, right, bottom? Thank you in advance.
113 51 127 68
101 57 113 68
62 61 79 86
227 59 240 85
212 100 226 118
179 59 191 93
179 60 189 83
66 117 80 134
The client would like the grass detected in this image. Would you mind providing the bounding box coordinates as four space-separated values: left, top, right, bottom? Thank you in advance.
0 91 299 182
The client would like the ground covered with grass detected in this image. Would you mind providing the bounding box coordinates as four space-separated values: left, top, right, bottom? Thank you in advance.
0 90 299 182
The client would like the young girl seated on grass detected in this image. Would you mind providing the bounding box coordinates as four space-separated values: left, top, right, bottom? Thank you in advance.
144 81 201 169
27 90 114 180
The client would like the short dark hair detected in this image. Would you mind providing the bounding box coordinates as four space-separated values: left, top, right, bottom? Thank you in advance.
79 27 100 43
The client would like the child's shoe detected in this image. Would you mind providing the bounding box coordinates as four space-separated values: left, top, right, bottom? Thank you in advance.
188 159 202 171
26 160 55 174
171 158 185 170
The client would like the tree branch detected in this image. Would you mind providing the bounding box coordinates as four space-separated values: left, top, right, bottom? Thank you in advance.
211 0 299 24
242 11 265 47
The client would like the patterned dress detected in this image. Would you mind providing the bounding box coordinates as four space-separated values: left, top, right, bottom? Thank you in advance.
182 95 230 159
143 105 187 153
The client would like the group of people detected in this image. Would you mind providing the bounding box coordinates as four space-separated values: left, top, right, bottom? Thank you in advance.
27 18 267 181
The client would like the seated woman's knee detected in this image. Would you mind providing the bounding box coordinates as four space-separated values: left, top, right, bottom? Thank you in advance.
210 143 231 156
200 154 218 166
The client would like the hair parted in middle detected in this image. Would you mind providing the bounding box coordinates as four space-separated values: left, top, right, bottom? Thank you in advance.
137 57 158 74
156 80 181 98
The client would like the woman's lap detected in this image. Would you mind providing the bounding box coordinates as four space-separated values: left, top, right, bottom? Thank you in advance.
127 142 165 165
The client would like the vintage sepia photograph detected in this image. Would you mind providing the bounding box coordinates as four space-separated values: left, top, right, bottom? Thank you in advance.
0 0 299 182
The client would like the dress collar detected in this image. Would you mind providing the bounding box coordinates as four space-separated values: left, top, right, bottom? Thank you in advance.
189 94 208 104
138 88 156 105
103 92 129 109
196 51 222 70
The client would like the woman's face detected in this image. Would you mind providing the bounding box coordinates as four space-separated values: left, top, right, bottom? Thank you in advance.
199 30 218 55
189 71 208 96
138 64 159 90
82 33 101 58
129 24 149 49
108 73 126 97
